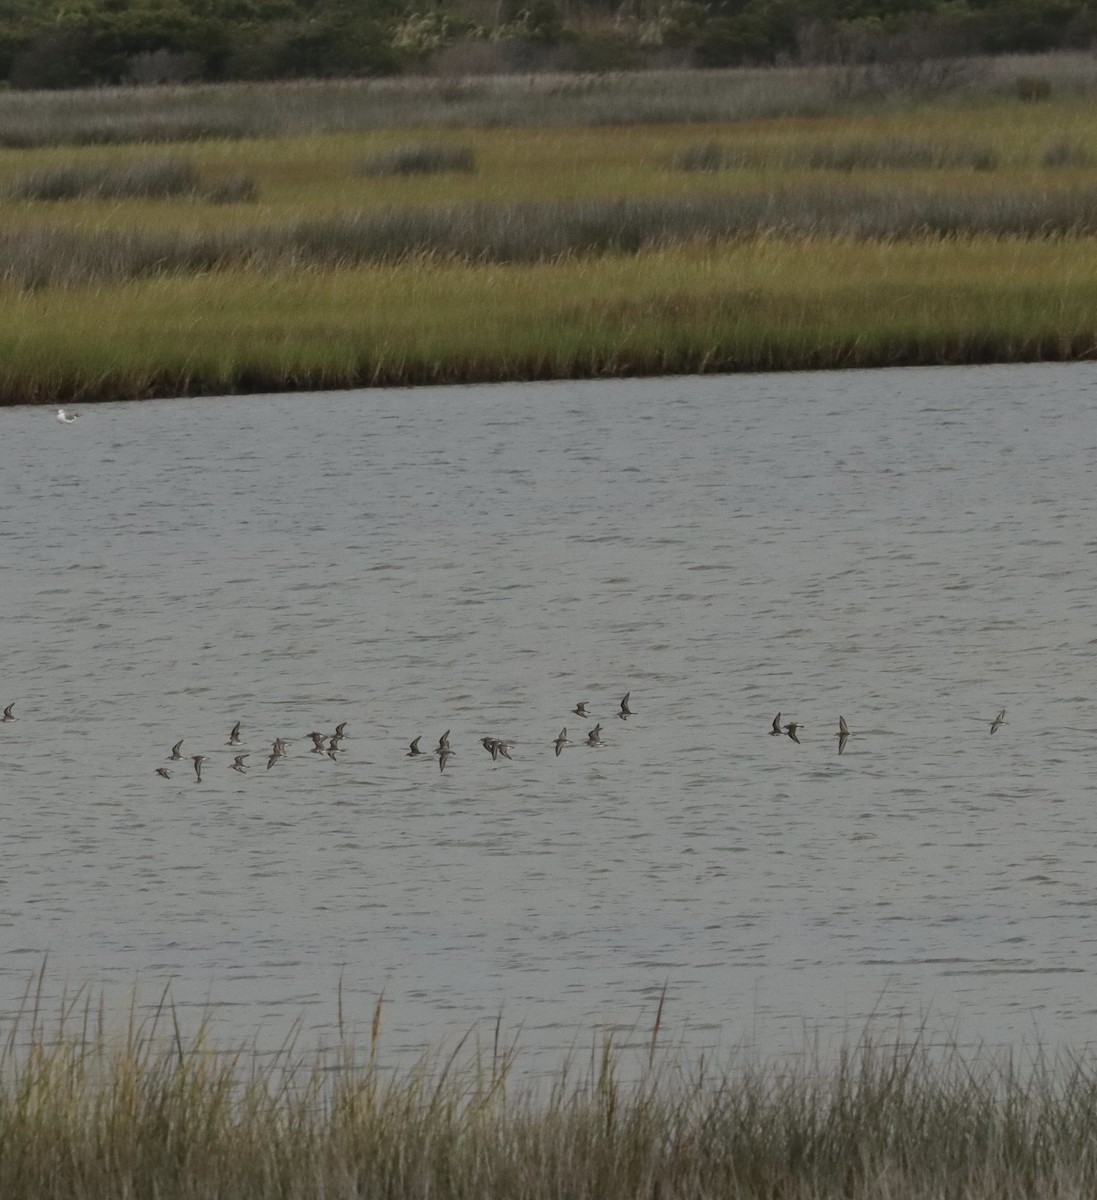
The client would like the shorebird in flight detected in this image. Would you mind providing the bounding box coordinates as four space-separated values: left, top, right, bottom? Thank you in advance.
438 746 454 772
586 723 603 746
191 754 207 782
437 730 451 753
481 737 513 761
230 755 249 773
227 721 242 746
553 727 569 756
990 709 1006 734
784 722 801 745
618 692 634 720
837 715 849 755
573 701 590 717
769 713 782 736
1 702 15 721
56 409 78 424
168 738 184 760
407 736 423 757
308 731 327 754
155 767 172 779
333 721 348 738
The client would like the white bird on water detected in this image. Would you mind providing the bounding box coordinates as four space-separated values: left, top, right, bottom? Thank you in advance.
56 409 79 424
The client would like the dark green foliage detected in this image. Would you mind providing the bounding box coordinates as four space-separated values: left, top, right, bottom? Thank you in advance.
0 0 1091 87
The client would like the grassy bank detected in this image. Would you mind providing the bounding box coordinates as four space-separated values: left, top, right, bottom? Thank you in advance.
1 989 1097 1198
0 237 1094 402
4 66 1097 399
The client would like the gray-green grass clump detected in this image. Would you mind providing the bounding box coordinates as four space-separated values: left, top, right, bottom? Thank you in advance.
5 185 1097 289
789 137 999 171
0 54 1094 147
1041 137 1094 167
357 142 476 176
3 983 1097 1198
7 156 259 204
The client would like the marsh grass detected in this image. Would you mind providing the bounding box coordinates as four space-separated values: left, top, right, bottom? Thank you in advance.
357 142 476 176
7 156 261 206
0 237 1094 403
4 186 1097 289
0 54 1094 147
4 976 1097 1198
673 141 753 171
1041 138 1094 168
8 156 201 202
789 138 999 171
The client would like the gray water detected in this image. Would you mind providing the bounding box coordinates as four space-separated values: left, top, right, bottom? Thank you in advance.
3 362 1097 1066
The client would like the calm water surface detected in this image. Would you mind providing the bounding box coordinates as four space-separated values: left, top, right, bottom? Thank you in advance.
3 362 1097 1065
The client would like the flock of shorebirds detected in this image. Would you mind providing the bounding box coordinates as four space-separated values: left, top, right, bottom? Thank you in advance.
0 698 1009 780
771 707 1006 753
138 693 641 782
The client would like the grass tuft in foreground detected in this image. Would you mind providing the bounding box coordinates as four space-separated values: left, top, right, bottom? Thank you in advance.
1 980 1097 1199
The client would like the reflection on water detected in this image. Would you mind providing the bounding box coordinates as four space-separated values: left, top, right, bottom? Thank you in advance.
2 362 1097 1063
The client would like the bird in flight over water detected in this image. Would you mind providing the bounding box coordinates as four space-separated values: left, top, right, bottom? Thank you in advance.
990 709 1006 734
769 713 782 736
837 715 849 755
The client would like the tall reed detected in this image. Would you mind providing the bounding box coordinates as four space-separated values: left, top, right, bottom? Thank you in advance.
1 976 1097 1198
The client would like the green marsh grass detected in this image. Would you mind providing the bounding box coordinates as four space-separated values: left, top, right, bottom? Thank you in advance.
4 980 1097 1198
2 80 1097 397
1 237 1096 402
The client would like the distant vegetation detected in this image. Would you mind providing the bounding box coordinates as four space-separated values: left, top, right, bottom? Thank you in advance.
0 64 1096 399
0 0 1094 88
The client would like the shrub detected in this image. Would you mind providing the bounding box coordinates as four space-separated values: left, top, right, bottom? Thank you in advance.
8 156 201 201
1016 74 1052 100
1041 137 1092 167
357 143 477 177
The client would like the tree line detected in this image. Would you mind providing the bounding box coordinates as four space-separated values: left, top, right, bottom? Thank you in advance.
0 0 1092 88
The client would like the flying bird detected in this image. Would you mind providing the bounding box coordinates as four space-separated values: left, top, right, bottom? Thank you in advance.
784 722 801 745
168 739 184 760
230 755 249 773
191 754 207 782
618 692 633 720
769 713 782 736
573 701 589 717
2 702 15 722
553 728 569 756
990 709 1006 734
155 768 172 779
407 736 423 757
227 721 242 746
837 715 849 755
